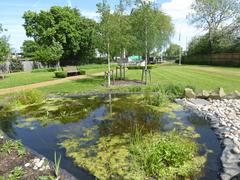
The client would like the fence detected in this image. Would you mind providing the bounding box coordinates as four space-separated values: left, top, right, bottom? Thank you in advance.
182 53 240 67
0 60 43 73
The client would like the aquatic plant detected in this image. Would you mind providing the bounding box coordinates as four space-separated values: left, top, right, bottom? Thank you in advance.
130 131 205 179
12 89 44 106
53 152 61 178
141 92 169 107
61 128 206 179
8 166 25 180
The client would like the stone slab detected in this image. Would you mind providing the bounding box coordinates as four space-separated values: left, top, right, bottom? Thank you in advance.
188 99 210 106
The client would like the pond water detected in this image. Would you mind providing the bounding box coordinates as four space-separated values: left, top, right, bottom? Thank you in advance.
0 94 221 179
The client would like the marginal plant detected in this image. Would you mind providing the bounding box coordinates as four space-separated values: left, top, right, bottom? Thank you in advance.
53 152 61 178
12 89 44 106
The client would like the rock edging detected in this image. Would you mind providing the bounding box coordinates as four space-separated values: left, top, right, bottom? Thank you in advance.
176 98 240 180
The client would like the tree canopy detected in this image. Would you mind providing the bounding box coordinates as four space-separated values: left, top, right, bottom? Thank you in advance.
23 6 97 65
165 43 182 57
21 40 38 58
188 0 240 52
0 24 10 62
130 3 173 56
34 41 63 65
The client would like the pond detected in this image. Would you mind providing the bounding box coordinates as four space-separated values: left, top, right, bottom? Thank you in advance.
0 93 221 179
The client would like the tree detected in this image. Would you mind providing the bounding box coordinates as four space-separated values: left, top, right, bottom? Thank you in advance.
23 6 97 65
34 42 63 66
165 44 182 57
130 1 173 82
97 0 115 87
188 0 240 52
21 40 38 58
0 24 10 62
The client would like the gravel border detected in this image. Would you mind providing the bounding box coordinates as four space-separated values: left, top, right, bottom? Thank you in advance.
176 98 240 180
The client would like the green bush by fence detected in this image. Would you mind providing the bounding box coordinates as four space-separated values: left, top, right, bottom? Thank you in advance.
182 53 240 67
55 71 67 78
32 68 56 73
127 65 158 70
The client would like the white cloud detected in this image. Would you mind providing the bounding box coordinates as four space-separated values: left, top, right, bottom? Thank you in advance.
81 11 99 21
67 0 72 8
161 0 201 50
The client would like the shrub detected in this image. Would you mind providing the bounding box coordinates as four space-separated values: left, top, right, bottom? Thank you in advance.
164 84 185 99
9 60 23 72
32 68 56 73
127 65 158 70
55 71 67 78
78 70 86 75
13 89 44 106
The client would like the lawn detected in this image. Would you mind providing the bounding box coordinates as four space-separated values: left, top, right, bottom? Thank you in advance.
125 65 240 93
0 64 113 89
37 64 240 94
0 72 55 89
38 76 105 95
79 63 117 74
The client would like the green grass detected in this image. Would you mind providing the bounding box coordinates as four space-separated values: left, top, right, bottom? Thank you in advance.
0 64 116 90
1 64 239 94
125 64 240 93
0 72 55 89
79 63 117 74
38 64 240 94
38 76 105 95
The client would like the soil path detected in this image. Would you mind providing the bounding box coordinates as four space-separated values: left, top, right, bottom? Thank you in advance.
0 72 104 96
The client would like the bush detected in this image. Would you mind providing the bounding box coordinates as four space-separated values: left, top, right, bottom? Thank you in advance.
55 71 67 78
127 65 158 70
32 68 56 73
9 60 23 72
13 89 44 106
78 70 86 75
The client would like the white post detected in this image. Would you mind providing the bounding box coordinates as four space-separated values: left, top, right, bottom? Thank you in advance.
178 32 182 65
107 41 111 87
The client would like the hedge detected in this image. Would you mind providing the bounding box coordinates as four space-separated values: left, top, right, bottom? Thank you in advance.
127 65 158 70
182 53 240 67
55 71 67 78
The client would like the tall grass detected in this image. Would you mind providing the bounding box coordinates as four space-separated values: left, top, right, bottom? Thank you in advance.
12 89 44 106
130 128 204 179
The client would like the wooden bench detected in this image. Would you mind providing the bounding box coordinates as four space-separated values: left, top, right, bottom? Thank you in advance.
62 66 80 77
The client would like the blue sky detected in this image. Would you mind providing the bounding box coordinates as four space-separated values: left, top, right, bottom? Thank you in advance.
0 0 200 52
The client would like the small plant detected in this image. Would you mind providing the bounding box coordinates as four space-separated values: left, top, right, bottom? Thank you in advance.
0 140 16 154
142 92 169 107
54 71 67 78
53 152 61 177
8 166 25 180
0 176 3 180
16 141 26 157
38 176 55 180
13 89 44 106
0 140 26 157
130 124 143 145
